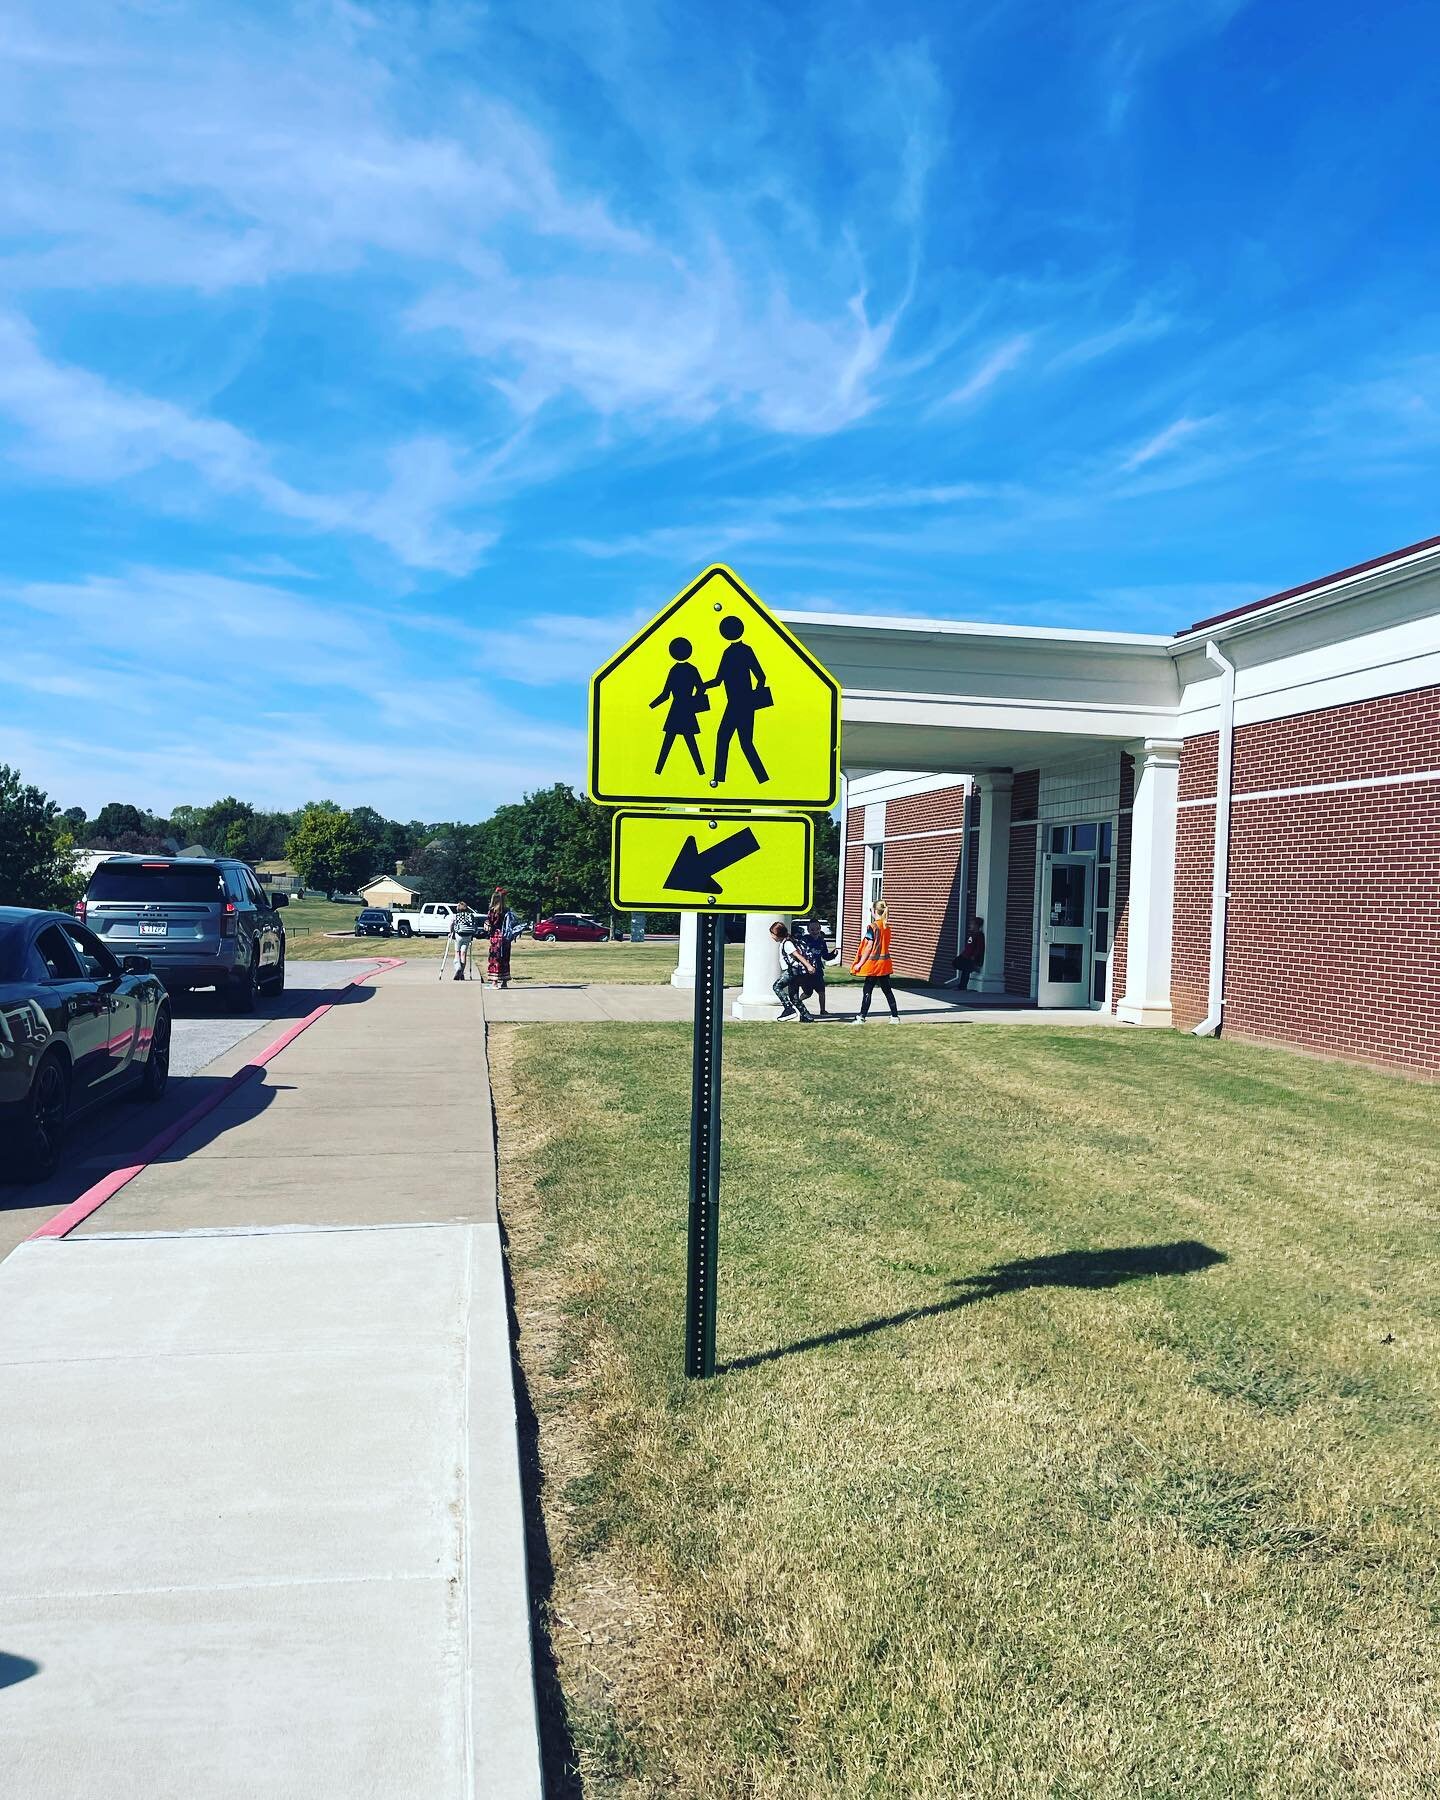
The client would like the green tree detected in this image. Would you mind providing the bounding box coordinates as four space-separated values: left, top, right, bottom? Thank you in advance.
0 765 83 909
466 784 610 920
284 805 373 898
810 812 841 923
89 801 147 843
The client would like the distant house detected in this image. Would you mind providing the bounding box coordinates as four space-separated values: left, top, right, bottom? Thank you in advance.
74 848 119 879
359 873 422 908
255 859 304 895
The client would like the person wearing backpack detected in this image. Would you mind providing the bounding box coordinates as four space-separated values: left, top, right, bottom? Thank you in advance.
769 921 816 1022
450 903 478 980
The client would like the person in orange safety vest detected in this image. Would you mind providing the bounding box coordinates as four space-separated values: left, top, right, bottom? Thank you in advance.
850 899 900 1024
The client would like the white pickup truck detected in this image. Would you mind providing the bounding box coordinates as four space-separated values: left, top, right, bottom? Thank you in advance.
390 901 464 939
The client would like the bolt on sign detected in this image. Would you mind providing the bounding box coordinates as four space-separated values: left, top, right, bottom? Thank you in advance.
588 564 840 813
610 811 814 914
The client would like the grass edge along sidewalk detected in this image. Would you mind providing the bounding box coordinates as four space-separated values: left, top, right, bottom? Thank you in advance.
492 1020 1440 1799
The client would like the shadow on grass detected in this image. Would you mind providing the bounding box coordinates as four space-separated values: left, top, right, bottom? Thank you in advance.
721 1240 1226 1374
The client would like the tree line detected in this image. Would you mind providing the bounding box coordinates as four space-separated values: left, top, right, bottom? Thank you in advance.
0 765 840 924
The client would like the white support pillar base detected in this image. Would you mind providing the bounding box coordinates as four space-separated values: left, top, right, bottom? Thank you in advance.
971 773 1013 994
733 913 786 1018
671 910 697 987
1115 737 1183 1029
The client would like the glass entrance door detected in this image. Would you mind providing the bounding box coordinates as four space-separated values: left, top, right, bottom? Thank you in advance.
1038 853 1093 1007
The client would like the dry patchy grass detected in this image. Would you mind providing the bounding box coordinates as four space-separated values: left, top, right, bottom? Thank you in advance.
493 1021 1440 1799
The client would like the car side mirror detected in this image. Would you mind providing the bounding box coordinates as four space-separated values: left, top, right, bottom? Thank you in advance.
120 954 152 974
270 892 288 908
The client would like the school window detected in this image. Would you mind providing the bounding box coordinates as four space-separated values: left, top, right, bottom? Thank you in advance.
867 842 884 908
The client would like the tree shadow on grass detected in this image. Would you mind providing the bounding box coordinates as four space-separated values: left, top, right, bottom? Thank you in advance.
720 1240 1226 1375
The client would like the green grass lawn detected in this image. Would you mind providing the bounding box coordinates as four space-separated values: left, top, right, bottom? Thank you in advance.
282 899 742 982
493 1023 1440 1798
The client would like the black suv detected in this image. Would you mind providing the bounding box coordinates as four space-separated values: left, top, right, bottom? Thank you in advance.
79 856 287 1013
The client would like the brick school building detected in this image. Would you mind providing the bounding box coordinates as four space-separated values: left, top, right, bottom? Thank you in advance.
782 534 1440 1076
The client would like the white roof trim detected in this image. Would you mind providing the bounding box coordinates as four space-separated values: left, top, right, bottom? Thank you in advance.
781 609 1174 651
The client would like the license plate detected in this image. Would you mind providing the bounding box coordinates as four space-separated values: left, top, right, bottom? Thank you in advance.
138 922 168 936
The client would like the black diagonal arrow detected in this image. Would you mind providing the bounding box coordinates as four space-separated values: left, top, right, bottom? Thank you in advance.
664 825 762 895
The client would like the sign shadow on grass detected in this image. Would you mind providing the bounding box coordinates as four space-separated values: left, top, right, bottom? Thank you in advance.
720 1240 1226 1375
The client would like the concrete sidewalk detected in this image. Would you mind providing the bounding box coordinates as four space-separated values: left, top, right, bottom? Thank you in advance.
0 966 541 1798
481 977 1119 1026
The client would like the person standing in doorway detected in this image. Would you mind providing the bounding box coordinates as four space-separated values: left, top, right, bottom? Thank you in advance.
650 636 708 776
486 887 519 989
769 921 816 1022
946 916 985 990
705 615 770 785
850 899 900 1024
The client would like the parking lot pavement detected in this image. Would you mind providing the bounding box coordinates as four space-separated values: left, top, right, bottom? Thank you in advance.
0 960 382 1264
0 963 539 1797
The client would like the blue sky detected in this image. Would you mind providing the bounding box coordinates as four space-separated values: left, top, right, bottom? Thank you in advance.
2 0 1436 819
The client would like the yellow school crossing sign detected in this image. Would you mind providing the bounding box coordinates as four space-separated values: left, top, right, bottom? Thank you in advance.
587 565 839 1379
610 811 813 914
588 564 840 811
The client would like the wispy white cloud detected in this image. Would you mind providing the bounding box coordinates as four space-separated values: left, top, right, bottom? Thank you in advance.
939 334 1034 408
0 314 498 573
1118 414 1216 471
0 563 584 814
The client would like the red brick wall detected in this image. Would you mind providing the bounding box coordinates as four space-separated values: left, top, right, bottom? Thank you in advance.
1172 793 1214 1031
1171 687 1440 1073
1232 686 1440 792
887 786 968 834
1005 824 1037 996
881 786 967 982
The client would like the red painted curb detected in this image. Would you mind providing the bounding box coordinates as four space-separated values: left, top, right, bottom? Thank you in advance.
28 958 405 1242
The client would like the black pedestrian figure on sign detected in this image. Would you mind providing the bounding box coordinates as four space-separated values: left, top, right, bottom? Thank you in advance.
705 615 771 785
650 636 708 775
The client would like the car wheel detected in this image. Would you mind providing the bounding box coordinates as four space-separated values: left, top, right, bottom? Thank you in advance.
261 948 286 996
228 956 259 1015
11 1051 70 1183
397 920 412 938
537 931 556 942
132 1004 172 1102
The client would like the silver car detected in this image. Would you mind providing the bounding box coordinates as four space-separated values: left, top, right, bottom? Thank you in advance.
79 856 287 1013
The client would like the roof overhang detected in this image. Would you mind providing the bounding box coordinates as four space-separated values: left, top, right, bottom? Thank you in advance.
783 610 1181 775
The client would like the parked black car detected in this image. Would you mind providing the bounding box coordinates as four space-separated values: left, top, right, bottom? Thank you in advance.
354 908 393 937
0 908 172 1182
78 856 286 1013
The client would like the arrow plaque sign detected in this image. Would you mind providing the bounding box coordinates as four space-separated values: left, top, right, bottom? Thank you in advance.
610 810 813 914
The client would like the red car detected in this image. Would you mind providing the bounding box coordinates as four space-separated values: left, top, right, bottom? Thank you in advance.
533 912 609 943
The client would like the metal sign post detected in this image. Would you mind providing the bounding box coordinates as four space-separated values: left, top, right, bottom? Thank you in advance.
685 914 724 1379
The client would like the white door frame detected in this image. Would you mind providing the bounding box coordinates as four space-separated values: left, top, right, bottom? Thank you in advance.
1038 852 1094 1008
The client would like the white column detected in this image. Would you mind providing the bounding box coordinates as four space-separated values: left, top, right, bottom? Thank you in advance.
972 774 1012 994
671 910 697 987
733 912 786 1019
1116 738 1183 1028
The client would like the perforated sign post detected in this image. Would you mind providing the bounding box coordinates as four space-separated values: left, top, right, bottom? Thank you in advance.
588 565 840 1378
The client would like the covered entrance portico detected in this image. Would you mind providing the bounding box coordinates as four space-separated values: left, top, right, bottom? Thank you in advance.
717 610 1188 1021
